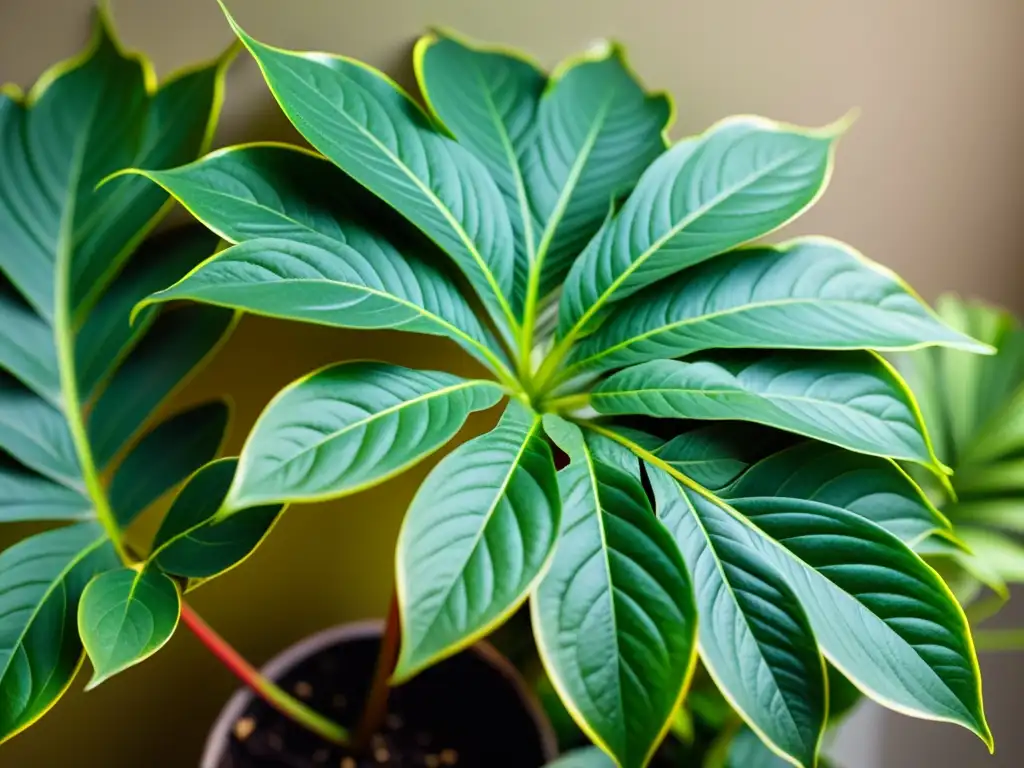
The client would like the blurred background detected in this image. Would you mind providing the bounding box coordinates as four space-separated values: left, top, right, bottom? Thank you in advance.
2 0 1024 765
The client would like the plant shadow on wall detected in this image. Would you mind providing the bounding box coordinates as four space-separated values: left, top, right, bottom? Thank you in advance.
0 1 1005 767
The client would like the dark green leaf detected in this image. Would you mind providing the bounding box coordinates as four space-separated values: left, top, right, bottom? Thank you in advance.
109 400 229 528
78 566 180 688
592 351 942 469
656 423 787 491
535 419 696 768
224 362 502 511
0 374 80 488
151 458 282 579
0 523 119 743
565 239 987 378
726 727 793 768
558 117 838 340
223 9 520 343
394 402 560 681
0 281 59 405
88 305 235 468
647 462 825 767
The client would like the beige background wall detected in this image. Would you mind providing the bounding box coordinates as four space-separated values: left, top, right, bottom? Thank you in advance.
1 1 1023 765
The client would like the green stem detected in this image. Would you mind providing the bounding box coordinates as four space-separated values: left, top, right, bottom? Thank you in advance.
973 628 1024 652
544 393 591 413
54 185 130 565
179 601 350 745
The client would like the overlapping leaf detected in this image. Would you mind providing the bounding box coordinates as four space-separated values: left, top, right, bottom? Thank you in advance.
592 351 943 469
536 418 696 768
565 238 987 378
395 401 560 681
129 145 511 377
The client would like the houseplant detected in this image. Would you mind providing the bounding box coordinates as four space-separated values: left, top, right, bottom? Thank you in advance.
0 6 240 742
0 4 1000 768
106 2 995 766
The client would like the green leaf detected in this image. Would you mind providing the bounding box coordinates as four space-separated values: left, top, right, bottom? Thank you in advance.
394 401 560 681
726 727 794 768
545 746 616 768
137 235 510 379
558 117 839 340
222 8 520 343
151 458 282 580
223 362 502 511
0 280 59 405
78 566 180 688
0 523 119 743
646 462 826 768
415 32 543 305
956 527 1024 584
565 238 988 378
604 430 990 749
722 441 948 545
0 373 80 488
592 351 943 469
76 226 221 400
87 305 235 468
534 418 696 768
731 495 990 745
656 423 788 491
0 456 91 522
109 400 229 528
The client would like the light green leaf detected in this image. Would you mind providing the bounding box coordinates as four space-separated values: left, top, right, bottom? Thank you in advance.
726 727 795 768
0 373 80 488
535 419 696 768
545 746 616 768
647 462 826 768
956 527 1024 585
151 458 283 580
87 305 235 468
224 362 502 511
76 226 221 400
109 400 229 528
565 238 988 378
0 523 119 743
222 7 519 343
0 456 91 522
592 351 943 469
395 401 560 681
722 441 948 544
78 567 180 688
558 117 839 340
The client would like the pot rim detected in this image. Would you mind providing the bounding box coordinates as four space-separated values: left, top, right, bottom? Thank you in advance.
200 620 559 767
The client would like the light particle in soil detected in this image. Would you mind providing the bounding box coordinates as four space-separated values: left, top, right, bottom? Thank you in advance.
293 681 314 699
425 756 440 768
332 694 347 709
374 747 390 763
385 714 403 730
267 732 284 751
232 717 256 741
439 748 458 765
312 748 329 763
340 758 356 768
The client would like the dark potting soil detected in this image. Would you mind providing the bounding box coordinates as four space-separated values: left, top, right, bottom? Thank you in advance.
219 636 548 768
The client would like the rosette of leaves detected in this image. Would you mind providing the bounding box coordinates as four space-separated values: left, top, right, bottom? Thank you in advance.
898 296 1024 620
123 4 994 766
0 9 236 742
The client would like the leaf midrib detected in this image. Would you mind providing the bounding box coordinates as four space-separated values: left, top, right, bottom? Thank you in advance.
234 378 493 497
563 144 811 344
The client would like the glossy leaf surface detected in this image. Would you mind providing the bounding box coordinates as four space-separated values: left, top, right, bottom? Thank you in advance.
225 362 502 510
130 145 509 375
647 463 825 767
592 351 940 468
566 239 986 377
224 10 520 342
151 458 282 580
395 402 560 681
78 567 180 688
558 118 837 338
109 400 229 528
536 418 696 768
0 524 119 742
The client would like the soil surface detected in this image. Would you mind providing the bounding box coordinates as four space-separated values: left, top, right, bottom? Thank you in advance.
217 636 548 767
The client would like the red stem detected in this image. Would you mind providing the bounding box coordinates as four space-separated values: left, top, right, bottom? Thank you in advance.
353 590 401 749
179 601 349 744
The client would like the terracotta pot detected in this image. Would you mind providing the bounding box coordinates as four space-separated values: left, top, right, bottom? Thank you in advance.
201 620 559 767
